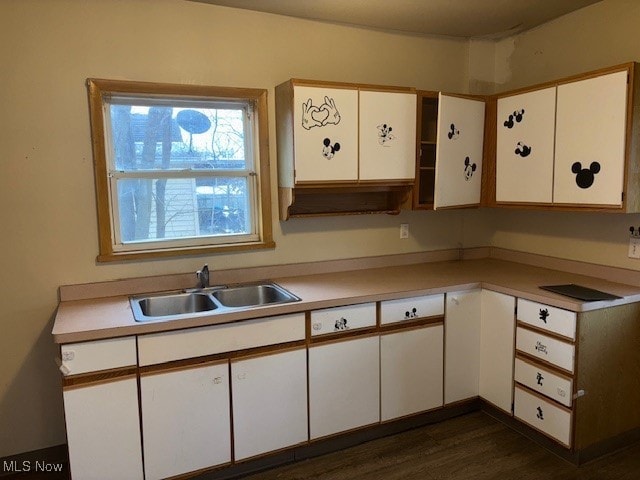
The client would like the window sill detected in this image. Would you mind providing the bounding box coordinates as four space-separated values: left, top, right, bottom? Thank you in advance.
96 240 276 263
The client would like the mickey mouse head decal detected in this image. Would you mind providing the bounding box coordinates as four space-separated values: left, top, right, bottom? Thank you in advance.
503 109 525 129
515 142 532 157
572 161 601 189
464 157 477 181
322 138 341 160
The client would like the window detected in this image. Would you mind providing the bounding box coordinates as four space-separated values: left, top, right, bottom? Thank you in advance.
87 79 274 261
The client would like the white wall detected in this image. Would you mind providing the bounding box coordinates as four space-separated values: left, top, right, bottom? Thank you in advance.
0 0 476 456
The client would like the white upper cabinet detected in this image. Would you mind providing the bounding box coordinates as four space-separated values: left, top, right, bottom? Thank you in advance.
495 65 637 210
553 70 628 206
359 90 417 181
434 94 486 208
496 87 557 203
293 85 359 182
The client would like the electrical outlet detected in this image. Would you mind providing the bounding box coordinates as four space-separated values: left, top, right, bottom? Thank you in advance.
400 223 409 239
629 237 640 259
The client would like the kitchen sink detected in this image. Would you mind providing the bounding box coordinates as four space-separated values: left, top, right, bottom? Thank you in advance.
131 292 218 321
211 283 300 308
130 282 300 322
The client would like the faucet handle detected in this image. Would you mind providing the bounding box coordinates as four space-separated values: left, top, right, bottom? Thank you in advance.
196 264 210 289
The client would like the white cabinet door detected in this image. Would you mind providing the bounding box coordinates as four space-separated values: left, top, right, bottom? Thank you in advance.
293 85 359 182
496 87 556 203
554 70 628 205
444 290 481 404
479 290 516 414
231 348 308 461
434 94 485 209
140 362 231 480
380 325 443 421
309 336 380 439
64 376 143 480
359 90 417 180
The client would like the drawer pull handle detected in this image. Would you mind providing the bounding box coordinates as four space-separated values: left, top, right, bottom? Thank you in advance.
334 317 349 331
312 322 323 331
536 406 544 420
539 308 550 323
573 389 586 399
404 308 418 319
536 372 544 386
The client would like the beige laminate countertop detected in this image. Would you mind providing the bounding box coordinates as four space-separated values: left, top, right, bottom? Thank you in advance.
52 258 640 344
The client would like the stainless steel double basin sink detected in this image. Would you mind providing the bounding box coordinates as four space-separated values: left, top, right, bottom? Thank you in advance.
130 283 300 322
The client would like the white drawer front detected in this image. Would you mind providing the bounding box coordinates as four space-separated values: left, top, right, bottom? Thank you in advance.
514 386 572 447
516 327 575 373
138 313 305 366
61 336 137 376
380 294 444 325
514 358 573 407
310 303 376 336
517 299 576 340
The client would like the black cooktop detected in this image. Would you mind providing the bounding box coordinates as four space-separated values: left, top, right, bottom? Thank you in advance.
539 284 622 302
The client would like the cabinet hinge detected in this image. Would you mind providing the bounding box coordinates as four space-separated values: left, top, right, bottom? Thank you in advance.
511 402 515 413
514 305 518 315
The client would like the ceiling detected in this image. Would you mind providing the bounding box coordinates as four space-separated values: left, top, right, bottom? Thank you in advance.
190 0 602 39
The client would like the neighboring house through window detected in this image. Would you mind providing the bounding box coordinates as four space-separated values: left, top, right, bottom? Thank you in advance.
87 79 274 261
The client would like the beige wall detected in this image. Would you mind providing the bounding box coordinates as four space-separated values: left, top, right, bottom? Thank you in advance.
0 0 474 456
486 0 640 268
3 0 639 459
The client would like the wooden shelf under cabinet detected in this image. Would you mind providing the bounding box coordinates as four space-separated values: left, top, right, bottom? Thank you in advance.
279 184 413 220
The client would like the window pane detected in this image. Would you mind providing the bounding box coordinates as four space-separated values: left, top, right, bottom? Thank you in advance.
109 103 247 171
115 177 250 243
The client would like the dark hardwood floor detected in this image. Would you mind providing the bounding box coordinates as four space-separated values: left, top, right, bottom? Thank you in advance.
5 411 640 479
242 411 640 480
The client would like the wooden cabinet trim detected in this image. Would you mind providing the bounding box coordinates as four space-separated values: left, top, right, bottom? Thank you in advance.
62 369 138 390
514 353 574 381
515 321 576 344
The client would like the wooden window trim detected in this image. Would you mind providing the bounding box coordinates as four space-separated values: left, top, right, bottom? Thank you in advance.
86 78 274 262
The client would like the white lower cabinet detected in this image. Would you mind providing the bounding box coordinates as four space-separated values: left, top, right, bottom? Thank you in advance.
231 348 308 460
140 361 231 480
479 290 516 413
63 376 144 480
444 290 481 404
514 385 572 447
380 325 443 421
309 336 380 439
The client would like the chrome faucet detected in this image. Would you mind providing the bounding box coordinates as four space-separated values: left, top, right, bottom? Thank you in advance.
196 264 210 289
